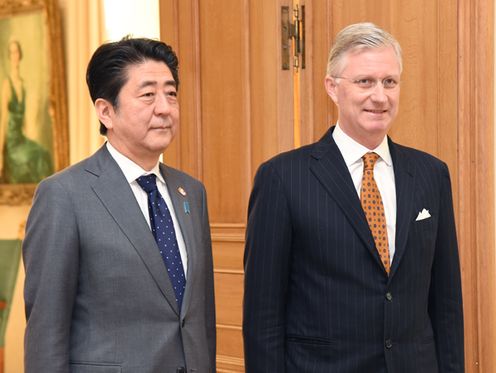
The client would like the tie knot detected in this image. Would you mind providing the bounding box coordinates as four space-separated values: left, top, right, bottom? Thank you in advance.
362 152 380 171
136 174 158 193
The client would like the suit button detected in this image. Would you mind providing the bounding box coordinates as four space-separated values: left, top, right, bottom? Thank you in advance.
385 339 393 349
181 318 185 328
176 367 186 373
385 292 393 301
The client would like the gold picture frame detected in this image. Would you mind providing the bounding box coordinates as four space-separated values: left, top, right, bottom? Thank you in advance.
0 0 68 205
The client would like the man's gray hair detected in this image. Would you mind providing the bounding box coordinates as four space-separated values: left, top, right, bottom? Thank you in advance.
326 22 402 76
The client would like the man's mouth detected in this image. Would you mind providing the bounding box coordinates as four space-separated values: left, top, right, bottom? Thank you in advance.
364 109 388 114
151 124 172 130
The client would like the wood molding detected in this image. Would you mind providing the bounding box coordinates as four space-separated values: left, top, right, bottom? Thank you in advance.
210 223 246 229
0 184 34 205
217 324 242 331
211 233 245 243
214 269 244 275
211 223 246 242
458 0 495 371
216 354 245 372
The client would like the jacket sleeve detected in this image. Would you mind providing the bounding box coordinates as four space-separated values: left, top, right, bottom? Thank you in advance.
201 184 216 371
243 161 292 373
428 163 464 372
23 178 79 373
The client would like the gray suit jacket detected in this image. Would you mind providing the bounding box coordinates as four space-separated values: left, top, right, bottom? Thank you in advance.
23 145 216 373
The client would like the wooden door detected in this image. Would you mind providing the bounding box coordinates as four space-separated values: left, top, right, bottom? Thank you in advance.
160 1 294 371
160 0 494 371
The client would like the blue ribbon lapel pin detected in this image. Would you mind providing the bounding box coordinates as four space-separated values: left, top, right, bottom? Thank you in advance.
177 187 190 214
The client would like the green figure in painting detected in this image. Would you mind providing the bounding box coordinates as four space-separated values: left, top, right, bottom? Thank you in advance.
0 39 52 184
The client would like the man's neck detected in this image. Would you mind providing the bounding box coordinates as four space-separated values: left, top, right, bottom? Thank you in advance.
106 140 160 171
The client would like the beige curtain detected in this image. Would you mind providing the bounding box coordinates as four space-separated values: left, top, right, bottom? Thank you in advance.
60 0 106 164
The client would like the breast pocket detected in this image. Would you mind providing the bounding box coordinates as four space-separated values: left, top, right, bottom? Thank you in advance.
70 362 122 373
414 215 436 242
409 215 438 272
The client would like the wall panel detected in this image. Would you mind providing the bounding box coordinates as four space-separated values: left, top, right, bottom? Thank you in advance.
161 0 494 371
160 1 294 370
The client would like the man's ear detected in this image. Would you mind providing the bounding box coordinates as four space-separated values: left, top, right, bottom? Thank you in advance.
324 75 339 105
94 98 114 131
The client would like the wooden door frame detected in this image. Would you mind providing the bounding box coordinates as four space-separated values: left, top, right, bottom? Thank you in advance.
458 0 495 371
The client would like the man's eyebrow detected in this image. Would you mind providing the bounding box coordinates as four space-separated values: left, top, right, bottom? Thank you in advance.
165 79 177 88
138 79 177 89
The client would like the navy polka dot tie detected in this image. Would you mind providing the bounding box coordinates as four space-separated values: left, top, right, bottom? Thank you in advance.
136 174 186 309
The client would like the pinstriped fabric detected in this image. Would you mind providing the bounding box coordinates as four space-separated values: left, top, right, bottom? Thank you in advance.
243 127 464 373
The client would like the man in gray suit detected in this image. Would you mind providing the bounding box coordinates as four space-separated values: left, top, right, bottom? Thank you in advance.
23 37 216 373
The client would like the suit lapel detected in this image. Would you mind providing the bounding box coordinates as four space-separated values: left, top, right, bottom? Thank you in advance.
388 140 416 277
87 146 180 315
309 128 382 268
160 164 196 317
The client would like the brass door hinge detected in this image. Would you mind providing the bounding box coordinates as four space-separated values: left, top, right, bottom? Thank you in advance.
281 4 305 70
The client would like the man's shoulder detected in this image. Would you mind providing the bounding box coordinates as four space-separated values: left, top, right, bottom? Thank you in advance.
261 141 320 169
393 142 446 164
161 163 205 191
264 127 336 168
392 141 449 176
36 147 107 190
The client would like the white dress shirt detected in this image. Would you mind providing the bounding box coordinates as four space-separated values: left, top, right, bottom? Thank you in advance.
332 124 397 261
106 142 188 275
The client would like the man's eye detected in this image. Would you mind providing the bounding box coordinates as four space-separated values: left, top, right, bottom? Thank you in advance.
383 78 398 89
142 92 155 97
354 79 374 88
167 91 177 97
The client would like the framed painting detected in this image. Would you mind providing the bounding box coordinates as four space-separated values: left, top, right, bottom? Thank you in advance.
0 0 68 205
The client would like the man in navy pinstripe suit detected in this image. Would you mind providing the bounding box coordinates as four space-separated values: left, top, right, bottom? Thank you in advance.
243 23 464 373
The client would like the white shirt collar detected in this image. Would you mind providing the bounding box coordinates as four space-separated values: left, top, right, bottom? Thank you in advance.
106 142 165 184
332 123 392 167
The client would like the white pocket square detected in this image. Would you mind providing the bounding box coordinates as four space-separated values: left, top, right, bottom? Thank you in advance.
415 208 431 221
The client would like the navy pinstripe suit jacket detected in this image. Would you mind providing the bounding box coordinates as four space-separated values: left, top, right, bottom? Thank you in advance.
243 127 464 373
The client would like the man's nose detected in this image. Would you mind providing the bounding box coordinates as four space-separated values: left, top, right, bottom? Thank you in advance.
369 82 388 103
155 93 172 115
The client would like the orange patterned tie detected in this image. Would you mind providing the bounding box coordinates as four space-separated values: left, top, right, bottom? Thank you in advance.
361 152 390 274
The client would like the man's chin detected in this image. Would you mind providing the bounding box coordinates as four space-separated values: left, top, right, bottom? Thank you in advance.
151 137 175 153
362 120 392 134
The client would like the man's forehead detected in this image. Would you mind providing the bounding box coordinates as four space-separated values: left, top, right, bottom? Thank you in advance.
125 60 176 86
341 46 401 74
